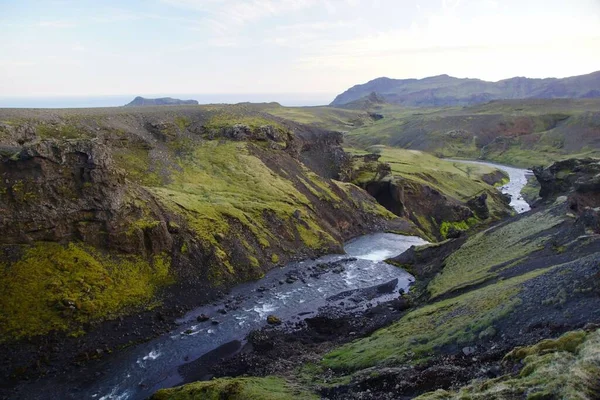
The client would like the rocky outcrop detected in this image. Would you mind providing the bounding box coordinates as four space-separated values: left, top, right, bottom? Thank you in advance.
346 153 511 240
533 158 600 213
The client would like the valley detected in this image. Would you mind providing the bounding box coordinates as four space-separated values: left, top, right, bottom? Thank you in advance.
0 89 599 400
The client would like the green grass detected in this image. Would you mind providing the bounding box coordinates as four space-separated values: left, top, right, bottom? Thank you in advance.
428 207 564 298
348 147 501 202
416 329 600 400
0 242 171 342
264 105 372 131
321 268 551 372
151 376 319 400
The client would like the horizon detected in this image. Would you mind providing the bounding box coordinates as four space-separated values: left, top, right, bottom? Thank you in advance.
1 68 599 109
1 0 599 101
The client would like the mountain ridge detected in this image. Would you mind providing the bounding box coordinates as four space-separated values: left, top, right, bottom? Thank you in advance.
331 70 600 107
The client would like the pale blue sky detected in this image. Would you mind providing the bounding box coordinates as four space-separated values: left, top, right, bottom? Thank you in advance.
1 0 599 97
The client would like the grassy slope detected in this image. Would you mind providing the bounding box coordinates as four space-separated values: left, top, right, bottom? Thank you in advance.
321 202 569 372
263 104 374 132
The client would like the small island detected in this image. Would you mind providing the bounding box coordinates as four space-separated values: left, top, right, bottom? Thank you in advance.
124 96 199 106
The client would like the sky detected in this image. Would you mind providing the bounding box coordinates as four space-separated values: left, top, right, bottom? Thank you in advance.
1 0 599 99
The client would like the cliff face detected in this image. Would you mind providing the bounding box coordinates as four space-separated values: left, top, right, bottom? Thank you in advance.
344 150 513 241
0 106 406 346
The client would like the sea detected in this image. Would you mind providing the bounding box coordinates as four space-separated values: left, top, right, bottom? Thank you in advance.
0 93 335 108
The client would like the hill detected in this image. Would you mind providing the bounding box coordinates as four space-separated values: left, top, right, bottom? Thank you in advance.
124 96 199 106
342 99 600 167
331 71 600 107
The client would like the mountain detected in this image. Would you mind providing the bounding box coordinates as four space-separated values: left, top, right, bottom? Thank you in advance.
331 70 600 107
124 96 199 106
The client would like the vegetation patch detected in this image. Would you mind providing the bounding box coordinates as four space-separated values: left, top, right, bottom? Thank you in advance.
321 268 550 372
151 376 318 400
0 242 171 342
416 329 600 400
428 208 564 298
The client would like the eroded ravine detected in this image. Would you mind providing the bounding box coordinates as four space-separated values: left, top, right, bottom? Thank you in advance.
14 162 531 400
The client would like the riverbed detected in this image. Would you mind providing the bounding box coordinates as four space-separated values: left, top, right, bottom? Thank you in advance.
16 234 426 400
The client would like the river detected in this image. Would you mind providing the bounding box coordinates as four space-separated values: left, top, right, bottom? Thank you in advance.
14 161 531 400
446 159 532 213
17 234 426 400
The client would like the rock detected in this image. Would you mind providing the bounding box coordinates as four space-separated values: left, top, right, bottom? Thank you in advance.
266 315 282 325
467 193 490 219
196 314 210 322
285 277 297 284
462 346 477 356
211 320 220 325
217 309 227 315
446 227 462 239
583 322 600 332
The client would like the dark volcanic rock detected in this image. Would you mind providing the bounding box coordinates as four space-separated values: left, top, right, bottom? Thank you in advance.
467 193 490 219
533 158 600 213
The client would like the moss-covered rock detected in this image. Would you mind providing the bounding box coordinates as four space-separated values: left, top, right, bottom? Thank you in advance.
416 329 600 400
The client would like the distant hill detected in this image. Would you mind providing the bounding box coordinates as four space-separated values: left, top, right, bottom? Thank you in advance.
331 71 600 107
124 96 198 106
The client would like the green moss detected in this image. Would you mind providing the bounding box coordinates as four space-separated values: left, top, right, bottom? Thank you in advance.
321 268 550 372
35 123 86 139
142 140 349 282
248 256 260 268
271 254 280 263
505 331 588 362
440 217 478 239
297 218 337 250
181 242 189 254
113 147 164 186
174 115 191 131
416 329 600 400
428 208 564 298
151 376 318 400
0 242 172 342
127 218 161 236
